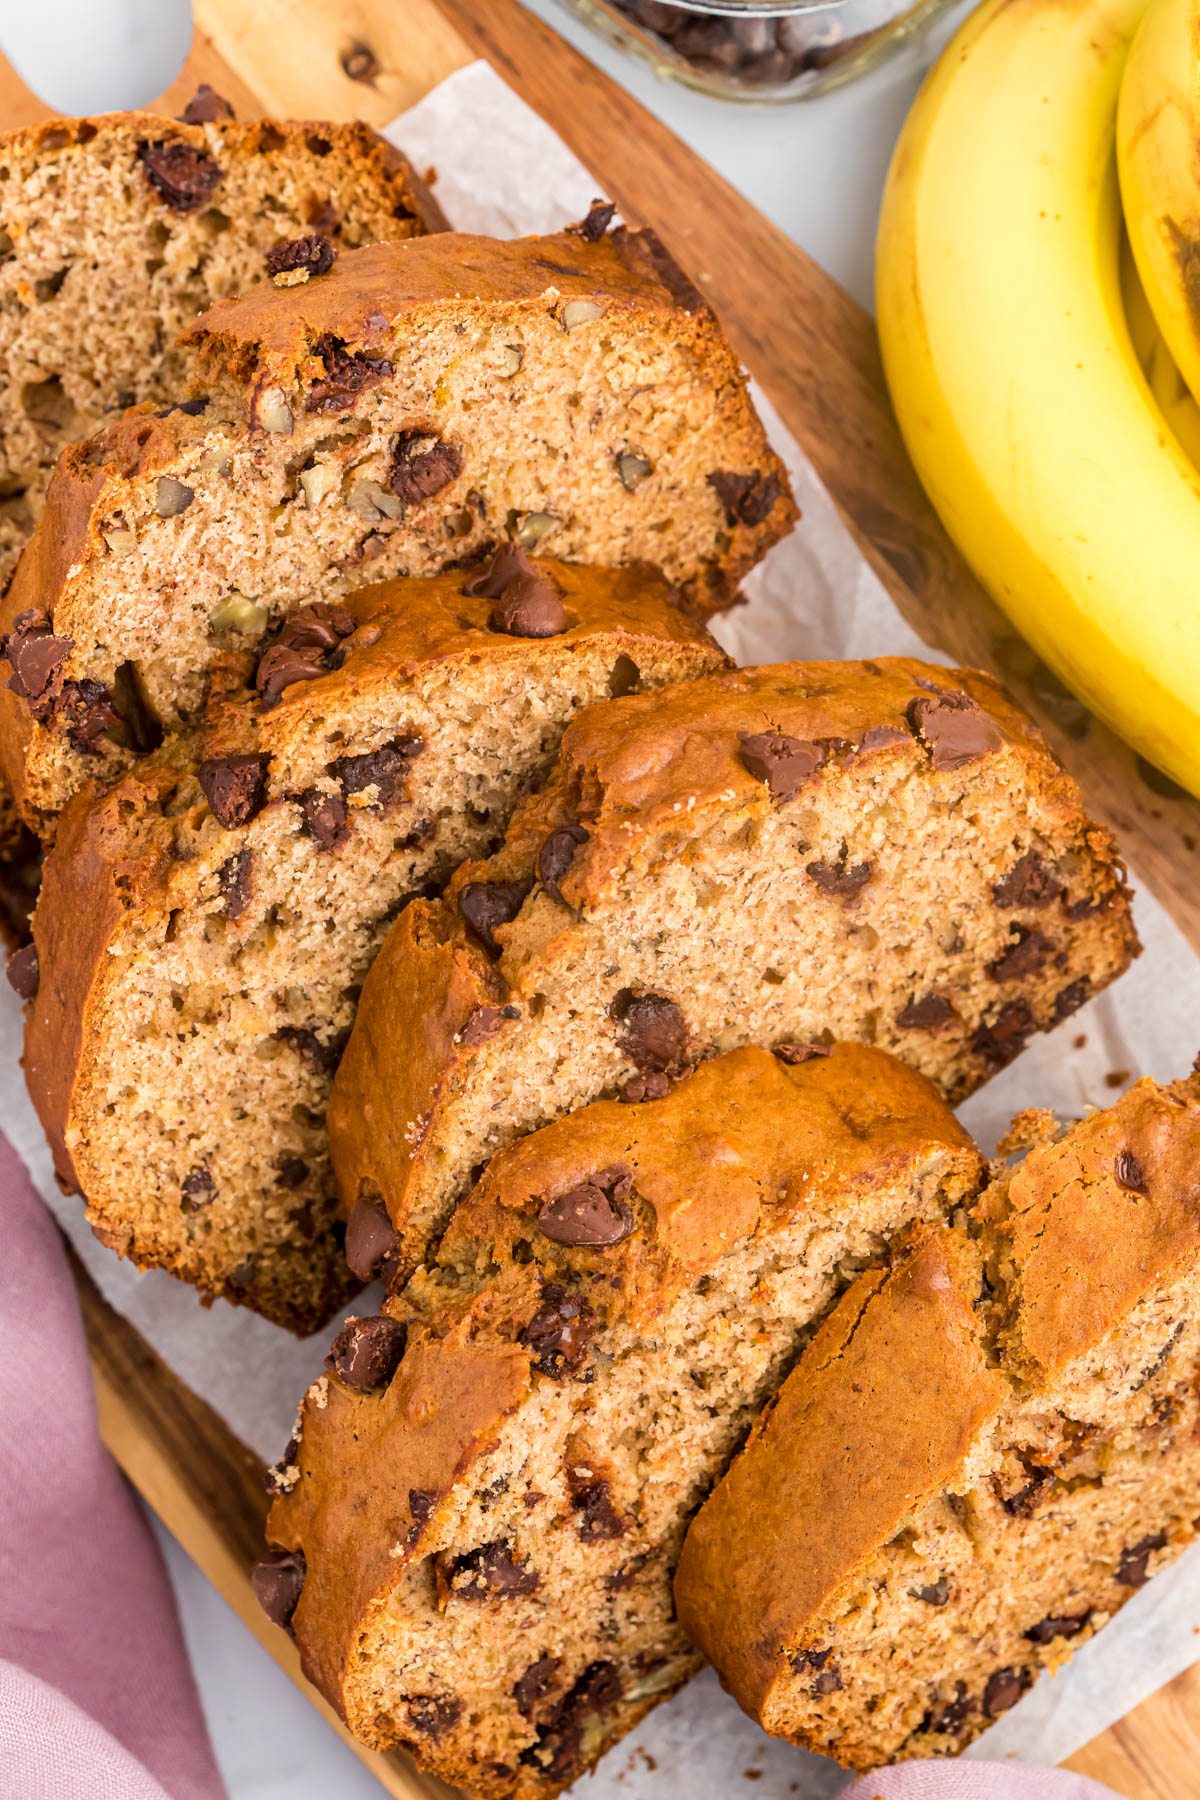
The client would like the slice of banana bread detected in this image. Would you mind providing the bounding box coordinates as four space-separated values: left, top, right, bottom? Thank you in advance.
18 557 723 1332
0 223 794 835
254 1043 985 1794
675 1072 1200 1768
0 103 443 584
328 657 1138 1282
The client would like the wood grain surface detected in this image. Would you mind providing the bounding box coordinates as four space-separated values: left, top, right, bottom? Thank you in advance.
4 0 1199 1793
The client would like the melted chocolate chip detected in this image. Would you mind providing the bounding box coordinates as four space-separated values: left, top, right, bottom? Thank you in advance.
612 989 689 1072
567 1466 627 1542
344 1196 401 1284
390 430 463 503
458 877 533 956
993 851 1064 911
255 648 328 710
1117 1534 1168 1587
987 926 1051 982
924 1685 973 1735
2 607 72 700
707 468 784 528
296 787 348 851
619 1072 671 1103
252 1547 305 1632
907 691 1004 771
305 334 394 413
911 1579 951 1606
858 724 910 754
274 1156 308 1190
264 1434 300 1497
514 1655 560 1716
1115 1149 1146 1192
570 199 616 241
519 1662 621 1781
5 941 38 1000
896 993 957 1032
971 1000 1034 1070
537 826 589 906
218 848 252 919
807 853 871 899
57 679 122 752
275 1024 348 1072
181 1166 215 1205
773 1042 831 1065
137 139 221 212
489 570 568 638
521 1285 597 1378
266 233 336 279
604 1551 650 1592
461 544 535 599
406 1695 461 1740
1025 1611 1092 1644
538 1168 635 1248
197 754 270 828
179 84 235 124
737 730 822 801
982 1667 1031 1717
788 1648 842 1694
330 735 421 804
447 1539 540 1601
999 1458 1053 1517
460 1004 516 1047
1050 977 1090 1024
327 1314 407 1391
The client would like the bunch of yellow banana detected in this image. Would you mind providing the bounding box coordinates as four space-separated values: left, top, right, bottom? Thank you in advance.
876 0 1200 795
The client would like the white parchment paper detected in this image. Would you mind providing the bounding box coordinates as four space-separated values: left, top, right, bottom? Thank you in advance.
5 58 1200 1793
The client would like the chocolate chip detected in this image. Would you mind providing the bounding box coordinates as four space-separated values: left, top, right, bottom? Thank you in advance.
266 233 336 279
807 853 871 899
907 691 1004 771
57 679 122 752
812 1667 843 1696
305 333 394 413
296 787 348 851
707 468 784 527
604 1551 650 1592
993 851 1064 911
896 993 957 1031
460 543 536 599
971 1000 1034 1070
1115 1149 1146 1193
515 1655 561 1716
254 647 326 709
2 608 72 700
567 1465 627 1542
999 1459 1053 1517
252 1546 306 1632
344 1197 401 1283
327 1314 407 1391
179 84 236 123
274 1156 308 1190
406 1695 461 1740
738 730 822 800
982 1667 1030 1717
489 570 568 638
987 926 1051 982
1117 1533 1167 1587
447 1539 540 1601
137 140 221 212
330 735 421 804
519 1662 621 1780
409 1488 437 1527
537 826 589 905
569 198 616 241
521 1285 597 1378
1025 1611 1092 1644
264 1434 300 1497
226 1256 256 1292
275 1024 348 1072
458 877 533 956
5 941 38 1000
538 1168 635 1248
612 989 688 1071
1050 977 1090 1024
619 1072 671 1103
773 1042 831 1065
789 1647 834 1674
198 754 270 828
389 430 463 503
181 1165 215 1202
858 724 910 754
911 1580 951 1606
218 848 252 919
925 1684 973 1734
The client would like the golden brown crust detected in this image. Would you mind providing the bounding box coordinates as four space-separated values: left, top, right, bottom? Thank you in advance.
273 1043 984 1761
673 1230 1008 1718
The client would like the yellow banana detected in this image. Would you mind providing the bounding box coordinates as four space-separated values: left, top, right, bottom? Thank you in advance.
1118 0 1200 414
877 0 1200 795
1120 226 1200 469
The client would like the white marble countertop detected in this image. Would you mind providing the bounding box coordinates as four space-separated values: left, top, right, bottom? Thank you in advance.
0 1 966 1793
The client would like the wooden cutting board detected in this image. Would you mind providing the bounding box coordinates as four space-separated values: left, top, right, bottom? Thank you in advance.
3 1 1199 1793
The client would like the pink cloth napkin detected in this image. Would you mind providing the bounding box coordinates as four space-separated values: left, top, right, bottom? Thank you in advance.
0 1128 1124 1800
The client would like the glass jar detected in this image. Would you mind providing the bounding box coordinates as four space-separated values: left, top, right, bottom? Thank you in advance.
556 0 955 101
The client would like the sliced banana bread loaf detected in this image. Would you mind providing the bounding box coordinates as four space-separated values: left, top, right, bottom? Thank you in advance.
328 657 1137 1281
254 1043 985 1794
0 102 443 583
18 556 723 1331
0 223 793 834
675 1072 1200 1768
